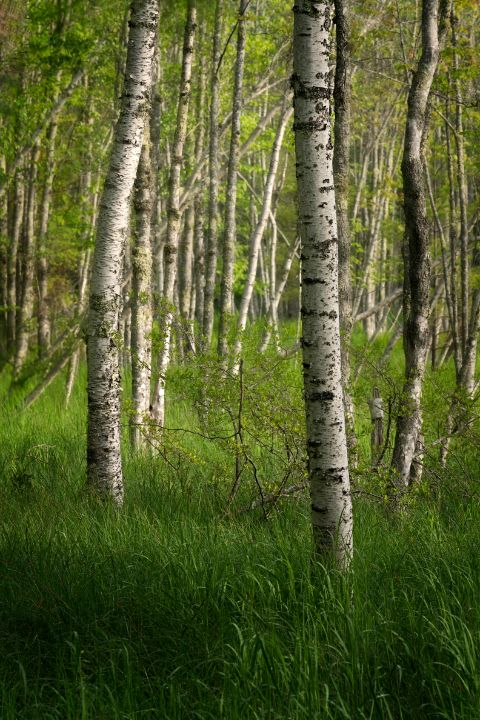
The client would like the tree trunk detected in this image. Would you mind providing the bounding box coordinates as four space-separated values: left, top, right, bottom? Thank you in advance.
14 143 40 376
217 0 248 359
7 171 24 353
293 0 353 565
37 117 58 358
178 203 195 322
86 0 159 502
151 0 196 425
445 116 461 376
451 5 468 357
391 0 442 487
0 155 7 364
131 131 153 451
333 0 356 450
201 0 222 348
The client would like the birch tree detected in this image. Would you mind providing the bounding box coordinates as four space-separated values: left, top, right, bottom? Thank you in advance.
86 0 159 502
37 116 58 358
202 0 222 349
217 0 249 359
333 0 356 447
130 129 153 451
293 0 353 564
151 0 196 425
14 143 39 376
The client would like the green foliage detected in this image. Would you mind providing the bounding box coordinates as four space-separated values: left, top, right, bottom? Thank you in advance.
0 363 480 718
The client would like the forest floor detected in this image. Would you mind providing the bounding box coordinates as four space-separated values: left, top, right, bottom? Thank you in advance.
0 339 479 719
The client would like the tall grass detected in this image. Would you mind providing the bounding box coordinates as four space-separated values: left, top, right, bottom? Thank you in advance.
0 359 479 719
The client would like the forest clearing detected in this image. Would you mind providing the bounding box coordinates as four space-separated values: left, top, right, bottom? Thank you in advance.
0 0 479 718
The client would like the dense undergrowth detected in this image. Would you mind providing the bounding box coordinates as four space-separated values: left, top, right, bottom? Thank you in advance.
0 329 479 719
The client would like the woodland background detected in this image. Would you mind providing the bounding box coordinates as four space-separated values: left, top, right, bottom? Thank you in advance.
0 0 479 718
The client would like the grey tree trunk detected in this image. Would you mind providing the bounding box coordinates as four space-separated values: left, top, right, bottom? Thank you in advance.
151 1 196 425
178 203 195 322
217 0 248 359
333 0 356 449
7 170 24 352
37 117 58 358
192 39 207 345
293 0 353 565
451 5 468 356
86 0 159 502
445 117 461 376
391 0 443 487
131 131 153 451
14 143 40 376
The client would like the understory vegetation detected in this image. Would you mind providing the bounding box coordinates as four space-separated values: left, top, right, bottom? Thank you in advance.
1 332 479 720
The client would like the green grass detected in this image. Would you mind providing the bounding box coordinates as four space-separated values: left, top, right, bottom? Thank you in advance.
0 355 479 719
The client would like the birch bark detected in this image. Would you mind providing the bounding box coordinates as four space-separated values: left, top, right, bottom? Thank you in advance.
37 116 58 358
6 170 24 352
131 131 153 451
14 144 39 376
86 0 159 502
333 0 356 447
293 0 353 564
0 155 6 362
151 1 196 425
451 5 469 356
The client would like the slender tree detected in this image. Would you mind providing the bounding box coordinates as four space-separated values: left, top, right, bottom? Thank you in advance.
86 0 159 502
333 0 356 448
217 0 248 359
391 0 444 486
151 0 197 425
131 128 153 451
37 116 58 358
201 0 222 349
293 0 353 564
14 143 39 376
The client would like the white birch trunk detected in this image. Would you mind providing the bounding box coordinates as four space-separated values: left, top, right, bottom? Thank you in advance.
7 170 24 351
131 132 153 451
293 0 353 564
14 144 40 376
86 0 159 502
151 1 196 426
37 117 58 357
217 0 248 359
